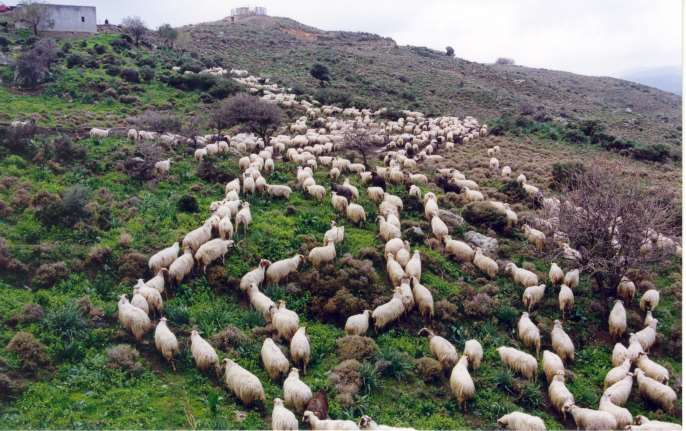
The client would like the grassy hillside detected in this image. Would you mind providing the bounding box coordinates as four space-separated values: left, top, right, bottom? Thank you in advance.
0 26 682 430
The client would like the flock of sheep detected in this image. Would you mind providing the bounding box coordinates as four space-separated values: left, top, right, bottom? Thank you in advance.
79 67 684 430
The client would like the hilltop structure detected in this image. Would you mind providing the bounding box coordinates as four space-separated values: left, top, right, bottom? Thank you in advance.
11 3 97 35
230 6 267 17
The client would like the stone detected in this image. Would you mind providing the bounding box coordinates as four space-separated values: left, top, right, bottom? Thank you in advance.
465 230 498 254
438 209 464 229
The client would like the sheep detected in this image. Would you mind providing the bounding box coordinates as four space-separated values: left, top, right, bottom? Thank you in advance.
640 289 660 312
636 352 669 384
564 404 617 431
563 269 579 289
397 278 415 312
605 358 632 389
323 221 345 245
346 203 366 225
372 287 405 330
463 187 484 202
636 369 676 412
610 344 628 370
261 337 290 380
378 215 401 241
270 301 300 341
523 183 540 196
644 310 657 327
302 410 358 430
523 224 545 251
284 368 313 414
329 167 341 181
449 355 475 410
154 317 179 370
604 373 633 406
443 236 475 263
549 263 564 285
405 250 421 280
543 350 565 384
473 247 498 278
408 185 422 200
131 288 149 314
489 157 500 171
522 284 546 312
134 279 164 315
367 186 385 203
307 184 326 201
342 178 359 200
501 166 512 178
632 416 682 430
267 184 293 199
230 201 250 232
331 192 349 214
247 282 275 320
419 327 458 370
149 242 180 274
272 398 299 431
190 330 219 372
505 262 538 288
609 299 627 339
345 310 371 336
194 239 234 273
497 346 538 380
358 415 415 431
223 358 266 406
308 240 336 268
549 372 575 420
518 312 541 356
599 393 633 429
154 159 171 176
634 319 658 352
194 148 207 161
464 339 483 370
558 284 574 317
290 327 310 373
117 294 151 341
182 224 212 253
89 127 109 138
423 194 439 220
551 320 574 362
168 249 194 286
496 412 546 431
385 238 407 257
266 254 304 285
617 276 636 301
243 173 256 194
627 333 645 363
383 193 403 211
240 259 271 291
127 129 138 140
411 277 434 319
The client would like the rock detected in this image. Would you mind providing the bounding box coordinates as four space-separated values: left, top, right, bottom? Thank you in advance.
404 226 425 242
438 209 464 229
465 230 498 254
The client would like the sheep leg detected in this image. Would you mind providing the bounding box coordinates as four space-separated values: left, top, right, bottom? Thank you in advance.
171 359 176 372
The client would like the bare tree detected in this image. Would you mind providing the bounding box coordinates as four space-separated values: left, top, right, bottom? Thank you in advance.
555 162 678 297
12 1 54 36
343 122 373 168
212 94 282 144
157 23 178 48
122 16 147 46
13 38 57 88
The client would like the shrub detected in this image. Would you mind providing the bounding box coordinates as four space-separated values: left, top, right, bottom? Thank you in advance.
499 180 529 202
463 292 497 317
65 53 84 67
328 359 362 407
378 347 413 380
131 110 181 133
415 357 443 383
359 361 379 394
14 39 58 89
0 123 38 157
8 303 44 326
211 94 282 143
379 109 403 121
316 88 352 108
31 261 69 289
177 194 199 213
36 185 90 227
551 161 586 191
446 46 455 56
563 127 588 144
120 68 140 83
165 303 190 325
105 64 121 76
208 79 242 99
117 252 148 281
111 37 131 51
43 302 88 341
106 344 142 373
492 368 516 395
0 36 10 50
462 201 510 234
93 43 106 54
496 304 518 328
495 57 515 65
6 331 50 372
310 63 331 86
336 335 379 361
210 325 248 352
517 382 543 409
631 143 671 163
51 135 86 163
139 65 155 82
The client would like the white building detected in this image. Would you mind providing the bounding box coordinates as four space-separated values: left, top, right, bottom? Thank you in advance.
230 6 267 17
16 3 97 34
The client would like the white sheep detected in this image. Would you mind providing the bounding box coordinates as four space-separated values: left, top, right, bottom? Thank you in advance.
182 224 212 253
345 310 371 336
558 284 574 317
131 288 149 315
284 367 313 414
405 250 421 280
270 301 300 341
272 398 299 431
235 202 252 235
501 166 512 178
564 405 617 431
640 289 660 312
267 184 293 199
307 184 326 201
634 319 658 352
154 317 179 370
240 259 271 291
117 294 151 341
636 352 669 384
599 393 633 429
168 249 194 286
523 224 545 251
635 369 676 412
409 184 422 200
190 330 219 372
127 129 138 140
489 157 500 171
378 215 401 241
443 236 475 263
496 411 546 431
518 312 541 356
411 278 433 319
419 327 458 370
89 127 109 138
473 247 498 278
323 221 345 245
247 282 275 320
261 337 290 380
385 238 407 257
449 355 475 410
543 350 565 384
632 416 681 430
308 240 336 268
604 373 633 406
611 344 628 368
149 242 180 274
605 358 632 389
134 279 164 315
290 327 310 373
551 320 574 362
195 239 234 273
223 358 266 406
218 216 234 240
548 372 574 420
346 203 366 225
367 186 385 203
627 333 645 363
497 346 537 380
194 148 207 161
549 263 564 285
563 269 579 289
358 415 415 431
522 284 546 312
505 262 538 288
372 287 405 330
609 300 627 339
464 339 483 370
303 410 358 430
617 276 636 301
266 254 304 285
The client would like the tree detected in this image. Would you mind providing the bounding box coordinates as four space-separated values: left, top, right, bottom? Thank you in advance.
445 46 454 57
13 38 57 88
310 63 330 87
12 1 54 36
130 110 181 134
122 16 147 46
554 162 677 298
212 94 282 144
495 57 515 65
343 121 373 168
157 23 178 48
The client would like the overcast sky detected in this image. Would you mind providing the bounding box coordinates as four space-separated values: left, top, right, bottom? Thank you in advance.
7 0 682 77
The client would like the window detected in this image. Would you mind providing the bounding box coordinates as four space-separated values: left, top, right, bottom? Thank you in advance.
81 16 85 22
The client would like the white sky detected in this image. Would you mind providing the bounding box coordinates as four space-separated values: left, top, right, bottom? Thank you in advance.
6 0 682 77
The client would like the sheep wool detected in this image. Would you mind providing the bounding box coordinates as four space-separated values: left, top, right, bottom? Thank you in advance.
223 358 266 406
636 369 676 412
169 249 194 285
345 310 371 336
548 372 574 419
195 239 234 273
117 294 151 341
270 301 300 341
431 215 449 240
636 353 669 384
497 346 538 380
449 355 475 410
411 278 434 319
522 284 546 312
542 350 565 384
632 415 681 431
182 224 212 253
149 242 180 274
346 203 366 225
419 328 458 370
551 320 574 362
617 276 636 301
604 358 632 389
154 317 179 370
608 300 627 339
563 269 579 289
443 236 474 263
405 250 422 281
640 289 660 312
612 343 629 367
261 337 290 380
372 287 405 330
284 368 313 413
558 284 574 317
599 393 633 429
505 262 538 288
134 279 164 315
190 330 218 372
131 289 149 315
290 327 311 373
235 202 252 235
518 312 541 356
604 373 633 406
473 247 498 278
323 221 345 245
463 339 483 370
272 398 299 431
549 262 564 285
240 259 271 291
302 410 358 430
358 415 416 431
496 412 546 431
218 216 234 240
266 255 304 285
308 240 336 268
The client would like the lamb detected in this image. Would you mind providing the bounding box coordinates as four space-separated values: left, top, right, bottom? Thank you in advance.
636 352 669 384
464 339 483 370
563 269 579 289
501 166 512 178
609 299 627 339
302 410 358 430
240 259 271 291
518 312 541 356
635 369 676 412
89 127 109 138
261 337 290 380
548 372 574 420
154 317 179 370
604 373 633 406
564 404 617 431
270 301 300 341
489 157 500 171
194 239 234 273
443 236 475 262
131 288 149 314
640 289 660 312
235 202 253 235
117 294 151 341
290 327 310 373
247 283 275 320
149 242 180 274
632 416 682 430
543 350 565 383
378 215 401 241
411 278 434 319
284 368 313 413
405 250 422 280
223 358 266 406
345 310 371 336
134 279 164 315
323 221 345 245
496 412 546 431
358 415 415 431
627 333 645 363
617 276 636 301
182 224 212 253
419 327 458 370
523 224 545 251
634 319 658 352
549 263 564 285
218 216 234 240
505 262 538 288
473 247 498 278
272 398 299 431
367 186 385 203
372 287 405 330
190 330 219 372
266 254 304 285
522 284 546 311
346 203 366 225
558 284 574 317
307 184 326 201
267 184 293 199
612 343 629 367
449 355 475 410
497 346 538 380
599 393 633 429
308 240 336 268
551 320 574 362
605 358 632 389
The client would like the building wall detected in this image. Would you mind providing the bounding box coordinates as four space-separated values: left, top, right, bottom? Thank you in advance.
40 4 97 34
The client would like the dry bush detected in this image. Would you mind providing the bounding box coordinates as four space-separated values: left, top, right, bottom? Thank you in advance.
0 237 28 274
118 252 148 281
328 359 362 407
415 357 443 383
336 336 379 361
6 332 50 372
212 94 282 143
106 344 142 372
7 303 44 327
463 292 498 317
31 261 68 289
211 326 248 352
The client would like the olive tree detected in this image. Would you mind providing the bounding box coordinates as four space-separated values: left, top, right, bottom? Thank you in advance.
212 94 282 144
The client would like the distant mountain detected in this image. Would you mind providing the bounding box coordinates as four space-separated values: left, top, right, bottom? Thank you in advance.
621 66 682 95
